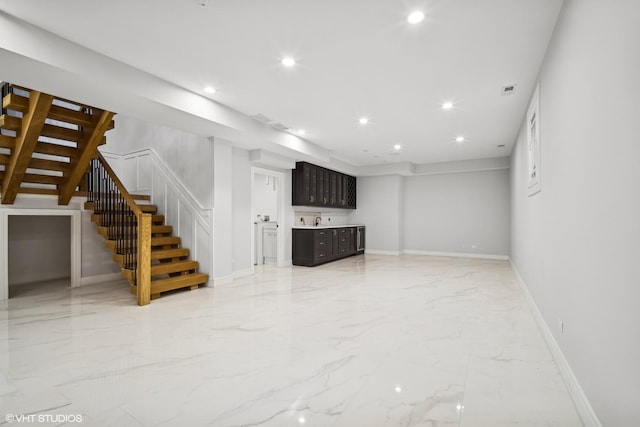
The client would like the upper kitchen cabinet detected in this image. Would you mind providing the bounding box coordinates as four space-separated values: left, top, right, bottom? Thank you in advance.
292 162 356 209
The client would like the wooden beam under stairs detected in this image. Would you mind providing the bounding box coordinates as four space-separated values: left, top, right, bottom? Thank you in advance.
4 92 113 129
1 91 54 204
0 84 114 204
59 110 115 205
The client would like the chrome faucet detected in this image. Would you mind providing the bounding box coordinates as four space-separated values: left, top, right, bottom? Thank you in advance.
315 216 321 226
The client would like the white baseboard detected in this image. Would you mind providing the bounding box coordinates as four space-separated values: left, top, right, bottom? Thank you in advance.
403 250 509 261
233 268 254 279
365 249 402 256
79 272 123 287
212 274 234 287
509 259 601 427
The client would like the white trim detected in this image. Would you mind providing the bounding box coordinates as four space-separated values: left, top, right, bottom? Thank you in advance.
106 148 215 281
365 249 402 256
213 274 234 286
80 272 124 286
233 268 254 279
509 259 602 427
0 208 81 300
403 250 509 261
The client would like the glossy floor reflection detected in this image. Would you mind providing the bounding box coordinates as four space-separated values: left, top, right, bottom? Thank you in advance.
0 255 582 426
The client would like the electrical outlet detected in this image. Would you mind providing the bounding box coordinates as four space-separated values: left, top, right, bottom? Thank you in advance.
558 318 564 334
471 244 477 249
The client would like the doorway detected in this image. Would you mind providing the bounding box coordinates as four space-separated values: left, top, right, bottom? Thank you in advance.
0 209 81 300
251 167 285 268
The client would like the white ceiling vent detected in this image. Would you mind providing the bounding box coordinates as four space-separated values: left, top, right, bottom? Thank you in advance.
250 113 274 124
270 122 290 132
501 84 517 96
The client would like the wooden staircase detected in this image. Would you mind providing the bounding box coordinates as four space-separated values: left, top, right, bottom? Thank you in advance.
0 83 114 203
85 195 208 300
1 83 209 305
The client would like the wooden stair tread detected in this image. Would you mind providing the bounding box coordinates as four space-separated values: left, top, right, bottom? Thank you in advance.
137 204 158 213
91 214 165 225
151 248 190 260
150 260 199 276
0 114 21 130
151 273 209 294
104 236 179 250
97 225 172 238
28 157 71 172
151 236 180 246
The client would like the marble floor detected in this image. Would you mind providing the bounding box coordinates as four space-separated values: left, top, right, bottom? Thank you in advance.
0 255 583 426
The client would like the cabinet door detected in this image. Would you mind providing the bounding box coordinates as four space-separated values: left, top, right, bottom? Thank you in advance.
331 229 340 258
341 175 348 206
347 176 357 209
317 168 325 205
349 227 356 254
314 229 330 263
323 170 330 205
309 165 317 204
338 228 349 255
336 174 343 207
300 164 311 205
330 172 337 206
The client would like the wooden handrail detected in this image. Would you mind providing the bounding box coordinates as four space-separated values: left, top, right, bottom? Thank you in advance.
94 152 151 306
96 151 143 216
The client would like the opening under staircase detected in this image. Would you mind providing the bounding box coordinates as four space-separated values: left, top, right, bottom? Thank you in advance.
0 83 208 305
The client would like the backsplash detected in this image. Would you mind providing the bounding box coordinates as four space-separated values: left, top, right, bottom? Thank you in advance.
294 211 351 226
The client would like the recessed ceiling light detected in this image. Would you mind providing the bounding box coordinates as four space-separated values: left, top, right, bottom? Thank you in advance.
408 11 425 24
204 86 216 94
442 101 454 110
282 57 296 67
456 136 465 143
359 117 369 125
298 129 306 135
393 144 402 151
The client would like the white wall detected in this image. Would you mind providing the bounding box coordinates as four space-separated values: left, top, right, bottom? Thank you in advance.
350 175 404 254
8 216 70 285
107 115 214 208
350 170 509 257
404 170 510 256
81 210 121 278
253 173 278 222
213 138 233 281
232 148 253 274
510 0 640 424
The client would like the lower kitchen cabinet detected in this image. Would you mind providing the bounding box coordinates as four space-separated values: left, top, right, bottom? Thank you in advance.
292 227 364 266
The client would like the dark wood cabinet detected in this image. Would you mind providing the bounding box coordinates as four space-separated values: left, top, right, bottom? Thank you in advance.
292 162 356 209
293 226 363 266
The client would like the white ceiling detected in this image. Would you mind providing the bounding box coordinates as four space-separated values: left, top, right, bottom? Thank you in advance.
0 0 564 167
